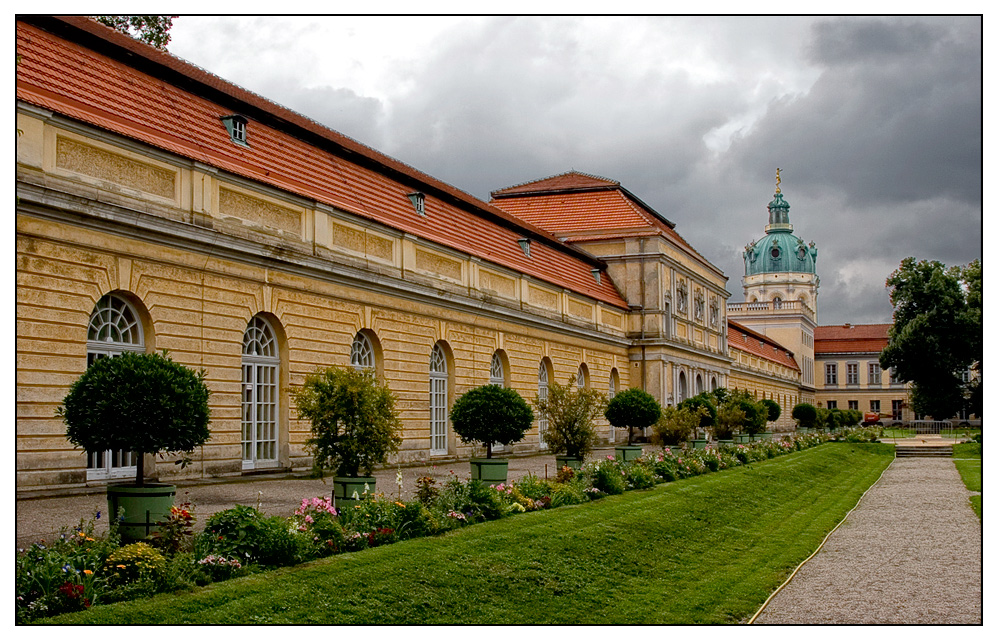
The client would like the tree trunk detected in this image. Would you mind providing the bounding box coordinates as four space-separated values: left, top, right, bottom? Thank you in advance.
486 442 493 459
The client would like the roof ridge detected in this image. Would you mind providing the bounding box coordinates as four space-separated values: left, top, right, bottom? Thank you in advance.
490 170 619 197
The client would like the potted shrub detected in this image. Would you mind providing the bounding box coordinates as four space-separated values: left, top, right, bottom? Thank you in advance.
729 391 767 440
58 351 211 541
714 401 746 447
680 393 718 442
759 398 780 440
450 384 534 485
792 402 818 432
292 366 402 506
605 388 661 461
534 377 606 469
651 404 705 448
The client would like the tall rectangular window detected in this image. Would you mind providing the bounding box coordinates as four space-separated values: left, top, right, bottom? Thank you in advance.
846 363 859 385
825 363 838 385
870 399 880 413
868 362 882 385
848 400 859 410
892 399 904 420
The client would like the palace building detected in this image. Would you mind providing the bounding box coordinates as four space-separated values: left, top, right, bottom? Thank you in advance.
17 17 832 492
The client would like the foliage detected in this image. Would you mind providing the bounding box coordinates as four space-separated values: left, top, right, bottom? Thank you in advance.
588 457 627 495
150 500 195 555
293 366 403 477
880 257 981 419
760 398 781 422
103 542 167 588
679 392 718 428
196 555 245 583
58 351 211 485
713 402 746 441
534 377 607 459
792 403 818 428
199 505 303 567
94 16 176 49
652 404 707 446
15 510 119 622
450 384 534 458
728 390 767 435
604 387 662 444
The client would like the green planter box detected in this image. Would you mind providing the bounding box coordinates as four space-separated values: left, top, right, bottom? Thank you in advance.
470 458 509 486
555 455 584 471
735 434 751 444
333 476 377 507
615 445 644 462
107 483 176 542
690 439 708 449
718 439 734 447
758 432 774 441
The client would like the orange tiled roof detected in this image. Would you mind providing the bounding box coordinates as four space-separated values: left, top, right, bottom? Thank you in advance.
490 171 722 276
728 321 800 371
15 17 629 310
814 324 890 355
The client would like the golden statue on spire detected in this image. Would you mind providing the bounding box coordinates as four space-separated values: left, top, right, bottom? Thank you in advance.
775 167 781 194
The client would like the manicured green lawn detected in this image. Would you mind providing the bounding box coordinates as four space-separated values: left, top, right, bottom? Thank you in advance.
953 442 982 519
48 443 893 625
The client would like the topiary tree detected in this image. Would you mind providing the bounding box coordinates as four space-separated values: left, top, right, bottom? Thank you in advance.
534 377 606 459
792 402 818 428
292 366 402 478
679 392 718 431
58 351 211 486
729 390 767 436
605 388 662 445
450 384 534 458
760 398 781 424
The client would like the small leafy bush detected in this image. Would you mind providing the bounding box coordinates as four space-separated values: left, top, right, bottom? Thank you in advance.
623 461 656 489
103 542 167 588
196 554 245 582
200 505 302 567
450 384 534 458
589 458 626 495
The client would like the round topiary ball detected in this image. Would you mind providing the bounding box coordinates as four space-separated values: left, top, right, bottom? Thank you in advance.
450 385 534 457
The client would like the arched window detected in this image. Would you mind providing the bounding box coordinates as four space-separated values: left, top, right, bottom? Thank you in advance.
678 370 688 403
711 375 718 391
86 293 145 480
773 296 783 309
242 316 280 469
577 363 589 389
538 359 551 449
350 331 376 372
695 373 704 396
429 343 448 455
490 351 506 387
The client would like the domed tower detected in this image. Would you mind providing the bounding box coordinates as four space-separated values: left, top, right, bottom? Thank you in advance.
742 170 819 310
728 169 819 392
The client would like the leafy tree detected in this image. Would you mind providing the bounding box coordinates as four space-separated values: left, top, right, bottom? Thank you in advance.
292 366 402 478
679 392 718 429
534 377 606 459
880 257 980 419
713 402 746 440
58 351 211 486
652 405 706 446
604 388 662 445
728 390 767 435
450 385 534 458
792 403 817 428
94 16 177 49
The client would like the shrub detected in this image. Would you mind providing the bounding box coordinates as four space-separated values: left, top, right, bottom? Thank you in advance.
513 473 552 502
535 377 606 459
196 554 245 583
292 366 402 477
623 461 656 489
760 398 781 423
58 351 211 485
792 403 818 428
714 401 746 441
589 458 626 495
200 505 302 567
103 542 167 588
450 384 534 458
605 388 661 445
652 405 705 446
679 393 717 429
150 500 196 556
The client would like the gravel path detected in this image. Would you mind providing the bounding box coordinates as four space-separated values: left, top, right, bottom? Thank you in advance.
753 457 982 624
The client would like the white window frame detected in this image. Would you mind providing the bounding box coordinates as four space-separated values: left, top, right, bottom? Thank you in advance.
608 369 618 442
490 351 506 452
430 344 448 455
868 362 882 385
825 363 838 386
538 361 549 449
86 294 143 481
242 316 280 470
846 362 859 385
351 331 376 372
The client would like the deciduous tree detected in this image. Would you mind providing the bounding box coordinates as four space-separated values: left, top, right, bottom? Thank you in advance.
95 16 176 49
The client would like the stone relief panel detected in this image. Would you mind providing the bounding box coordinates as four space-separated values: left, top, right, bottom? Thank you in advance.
56 136 176 200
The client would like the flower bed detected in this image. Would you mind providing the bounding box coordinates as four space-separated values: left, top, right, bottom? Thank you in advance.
17 432 831 622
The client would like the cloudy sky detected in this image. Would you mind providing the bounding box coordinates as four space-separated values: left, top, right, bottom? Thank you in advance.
167 15 982 326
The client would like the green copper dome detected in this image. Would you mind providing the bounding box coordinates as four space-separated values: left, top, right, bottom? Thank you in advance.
743 190 817 276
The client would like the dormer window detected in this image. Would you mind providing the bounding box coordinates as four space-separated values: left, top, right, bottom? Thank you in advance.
221 114 249 146
407 192 425 216
517 238 531 257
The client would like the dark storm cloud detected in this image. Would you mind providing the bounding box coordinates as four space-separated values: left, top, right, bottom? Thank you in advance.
167 16 981 327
